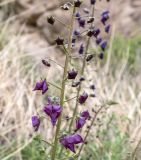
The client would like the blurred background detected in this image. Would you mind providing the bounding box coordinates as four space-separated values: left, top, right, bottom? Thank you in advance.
0 0 141 160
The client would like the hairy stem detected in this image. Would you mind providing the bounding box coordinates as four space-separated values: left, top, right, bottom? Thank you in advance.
68 5 95 132
51 5 76 160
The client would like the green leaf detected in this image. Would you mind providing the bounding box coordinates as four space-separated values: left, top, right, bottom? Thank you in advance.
107 100 119 106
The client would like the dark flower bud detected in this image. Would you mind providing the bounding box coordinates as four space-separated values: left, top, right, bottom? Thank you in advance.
32 116 40 131
47 16 55 25
93 28 100 38
99 52 104 59
68 69 78 79
87 17 95 23
90 85 95 90
80 77 85 81
86 54 94 61
42 59 51 67
61 4 70 10
55 37 64 45
78 19 86 28
72 81 80 87
91 0 96 5
65 116 70 121
105 24 111 33
74 0 82 7
83 8 89 14
79 44 84 54
87 30 94 37
79 92 88 104
101 41 107 51
96 37 102 45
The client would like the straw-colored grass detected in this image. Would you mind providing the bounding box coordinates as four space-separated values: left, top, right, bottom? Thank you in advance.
0 19 141 160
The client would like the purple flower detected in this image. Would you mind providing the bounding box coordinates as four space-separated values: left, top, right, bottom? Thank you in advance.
76 110 90 130
72 38 76 47
78 19 86 28
32 116 40 131
90 0 96 5
93 28 101 38
79 92 88 104
81 110 90 120
101 41 107 51
73 30 80 36
76 117 86 130
101 10 110 25
33 79 48 94
44 103 62 126
105 24 111 33
60 134 83 153
96 37 102 45
79 43 84 54
68 69 78 80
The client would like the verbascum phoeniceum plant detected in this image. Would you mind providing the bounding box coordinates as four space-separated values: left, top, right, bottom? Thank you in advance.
32 0 111 159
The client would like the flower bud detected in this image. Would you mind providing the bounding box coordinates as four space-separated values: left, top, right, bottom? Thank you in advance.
55 37 64 45
74 0 82 7
68 69 78 80
86 54 94 61
47 16 55 25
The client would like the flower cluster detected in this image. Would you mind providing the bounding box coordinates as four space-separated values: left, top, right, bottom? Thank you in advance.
31 0 111 159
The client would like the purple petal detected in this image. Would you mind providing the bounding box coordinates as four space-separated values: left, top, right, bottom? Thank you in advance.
42 80 48 94
81 110 90 120
76 117 86 130
32 116 40 131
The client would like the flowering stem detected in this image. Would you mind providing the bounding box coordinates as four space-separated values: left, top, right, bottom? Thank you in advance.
68 5 95 132
51 5 76 160
77 106 104 157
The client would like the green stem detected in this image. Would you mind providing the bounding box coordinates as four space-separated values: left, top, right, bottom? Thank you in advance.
68 5 95 132
51 5 76 160
77 106 103 157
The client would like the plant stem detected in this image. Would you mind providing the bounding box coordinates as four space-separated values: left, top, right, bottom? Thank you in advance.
68 5 95 132
51 5 76 160
77 106 103 157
